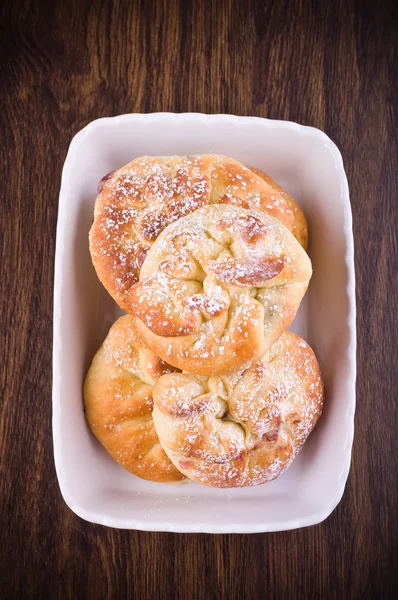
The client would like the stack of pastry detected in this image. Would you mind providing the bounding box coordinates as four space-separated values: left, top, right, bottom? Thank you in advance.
84 155 324 488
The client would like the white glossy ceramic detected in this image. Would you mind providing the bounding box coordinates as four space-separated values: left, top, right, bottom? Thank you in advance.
53 113 356 533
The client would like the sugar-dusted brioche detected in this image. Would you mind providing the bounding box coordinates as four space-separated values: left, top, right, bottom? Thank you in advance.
83 315 185 482
152 332 324 487
89 154 300 312
130 205 312 374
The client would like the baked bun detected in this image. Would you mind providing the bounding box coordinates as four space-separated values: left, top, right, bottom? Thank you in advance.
249 168 308 249
152 332 324 487
83 315 185 482
130 205 312 375
89 154 299 312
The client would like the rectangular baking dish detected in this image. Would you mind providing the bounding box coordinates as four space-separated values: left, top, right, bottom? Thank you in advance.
53 113 356 532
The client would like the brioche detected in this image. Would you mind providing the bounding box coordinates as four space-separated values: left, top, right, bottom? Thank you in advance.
89 154 301 312
130 205 312 375
83 315 185 482
152 332 324 487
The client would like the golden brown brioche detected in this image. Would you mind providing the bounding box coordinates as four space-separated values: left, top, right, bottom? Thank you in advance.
152 332 324 488
249 168 308 249
83 315 185 483
130 205 312 375
89 154 298 312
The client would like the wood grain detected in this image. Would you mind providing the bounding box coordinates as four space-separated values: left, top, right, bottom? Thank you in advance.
1 0 397 598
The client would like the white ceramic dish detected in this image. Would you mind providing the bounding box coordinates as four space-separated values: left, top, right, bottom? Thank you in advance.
53 113 356 533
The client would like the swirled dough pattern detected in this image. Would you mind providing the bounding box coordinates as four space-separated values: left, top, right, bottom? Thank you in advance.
130 205 312 374
152 332 324 487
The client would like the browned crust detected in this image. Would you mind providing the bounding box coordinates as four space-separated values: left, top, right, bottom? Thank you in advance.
249 167 308 249
83 315 185 483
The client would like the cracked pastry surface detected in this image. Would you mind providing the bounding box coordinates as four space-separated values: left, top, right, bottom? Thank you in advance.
130 204 312 375
152 332 324 487
83 315 185 482
89 154 305 312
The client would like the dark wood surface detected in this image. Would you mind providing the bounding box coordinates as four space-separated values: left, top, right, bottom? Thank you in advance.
1 0 397 598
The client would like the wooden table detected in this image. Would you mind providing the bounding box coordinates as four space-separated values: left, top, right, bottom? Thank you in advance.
1 0 397 597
